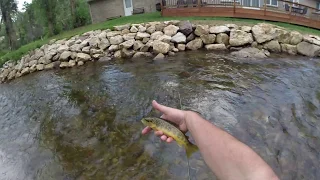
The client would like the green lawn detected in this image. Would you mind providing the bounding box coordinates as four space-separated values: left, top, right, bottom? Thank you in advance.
1 12 320 66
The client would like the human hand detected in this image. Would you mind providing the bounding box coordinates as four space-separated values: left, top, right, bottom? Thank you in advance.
141 100 188 143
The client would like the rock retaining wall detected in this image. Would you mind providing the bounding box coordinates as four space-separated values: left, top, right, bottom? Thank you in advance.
1 21 320 83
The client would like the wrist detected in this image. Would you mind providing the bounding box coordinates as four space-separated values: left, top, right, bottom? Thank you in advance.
184 111 199 127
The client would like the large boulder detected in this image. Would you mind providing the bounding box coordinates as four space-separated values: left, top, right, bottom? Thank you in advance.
33 49 45 59
130 26 138 33
216 33 229 45
177 44 186 51
123 33 136 41
70 43 85 52
151 31 164 40
0 69 10 81
229 30 253 46
114 50 122 58
297 41 320 57
120 39 135 49
281 44 297 55
289 31 303 45
194 25 209 36
155 23 166 32
114 24 130 31
88 37 100 48
7 70 17 80
132 52 153 59
110 35 124 45
60 62 70 68
226 24 238 29
106 31 121 38
205 44 227 51
274 28 291 44
39 57 51 65
209 26 230 34
133 41 144 51
21 67 30 75
98 38 110 50
108 45 119 52
36 64 44 71
59 51 72 61
186 33 195 42
200 34 216 44
231 47 268 58
153 40 170 54
252 23 276 43
138 25 147 32
171 32 186 43
263 40 281 52
57 45 69 53
98 31 107 39
122 49 135 58
179 21 193 36
77 53 91 62
136 32 151 40
146 26 156 34
186 38 203 50
28 60 38 67
241 26 252 32
69 60 76 67
163 25 179 36
158 35 172 43
303 35 320 46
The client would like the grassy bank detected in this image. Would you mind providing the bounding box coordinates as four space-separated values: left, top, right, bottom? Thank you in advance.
1 12 319 66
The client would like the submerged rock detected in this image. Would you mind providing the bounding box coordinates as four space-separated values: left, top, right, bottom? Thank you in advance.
154 53 165 60
231 47 268 58
205 44 227 51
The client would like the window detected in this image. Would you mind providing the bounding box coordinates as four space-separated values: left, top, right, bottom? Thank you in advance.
125 0 132 8
317 2 320 10
267 0 278 6
289 0 299 7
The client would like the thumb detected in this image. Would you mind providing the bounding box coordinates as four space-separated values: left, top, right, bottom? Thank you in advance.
152 100 172 114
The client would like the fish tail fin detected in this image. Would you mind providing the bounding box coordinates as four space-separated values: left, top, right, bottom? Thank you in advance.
186 143 199 158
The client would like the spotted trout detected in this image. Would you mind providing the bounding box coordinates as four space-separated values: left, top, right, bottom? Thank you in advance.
141 117 199 158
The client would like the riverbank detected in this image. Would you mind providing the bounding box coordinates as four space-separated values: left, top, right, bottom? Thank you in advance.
1 12 320 65
1 19 320 83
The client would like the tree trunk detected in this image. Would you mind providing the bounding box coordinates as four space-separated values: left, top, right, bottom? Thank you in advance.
1 8 17 50
70 0 76 28
45 1 55 36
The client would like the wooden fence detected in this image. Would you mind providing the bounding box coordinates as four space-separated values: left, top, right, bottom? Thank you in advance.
161 0 320 29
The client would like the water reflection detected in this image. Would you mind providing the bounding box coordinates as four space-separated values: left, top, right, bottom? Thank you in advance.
0 51 319 179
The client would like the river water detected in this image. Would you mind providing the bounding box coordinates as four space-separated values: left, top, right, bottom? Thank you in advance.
0 51 319 180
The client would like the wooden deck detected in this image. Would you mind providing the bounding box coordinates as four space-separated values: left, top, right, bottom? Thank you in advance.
161 0 320 29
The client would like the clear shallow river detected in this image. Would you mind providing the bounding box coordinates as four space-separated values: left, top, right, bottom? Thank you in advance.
0 51 319 180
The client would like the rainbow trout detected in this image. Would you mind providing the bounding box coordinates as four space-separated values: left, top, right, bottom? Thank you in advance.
141 117 198 158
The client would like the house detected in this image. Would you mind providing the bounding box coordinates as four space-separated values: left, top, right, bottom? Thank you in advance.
87 0 160 23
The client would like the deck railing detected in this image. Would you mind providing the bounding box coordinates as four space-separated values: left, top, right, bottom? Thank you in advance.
161 0 320 29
